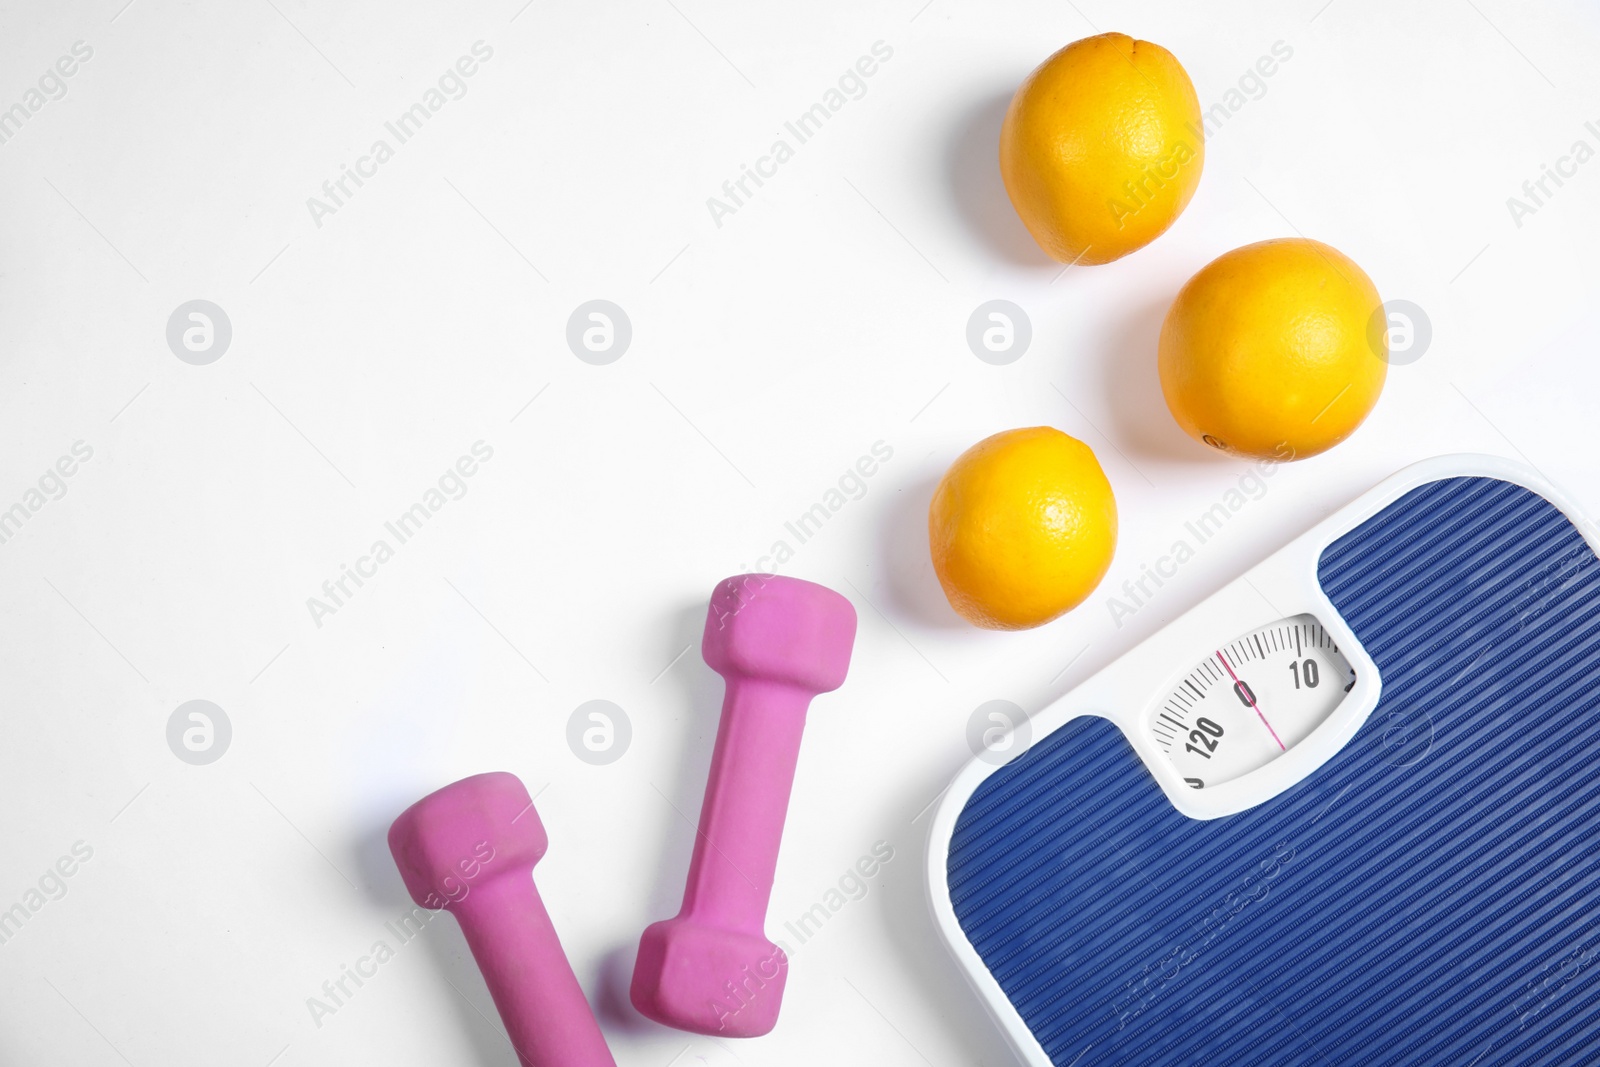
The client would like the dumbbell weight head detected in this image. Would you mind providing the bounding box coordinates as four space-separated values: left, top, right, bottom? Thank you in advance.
389 771 545 908
702 574 857 693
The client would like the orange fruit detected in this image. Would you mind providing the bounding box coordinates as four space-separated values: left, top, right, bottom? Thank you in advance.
929 428 1117 630
1159 238 1387 460
1000 33 1204 265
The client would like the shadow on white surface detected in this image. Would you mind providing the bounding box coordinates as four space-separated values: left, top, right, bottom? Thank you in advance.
880 473 968 631
945 89 1056 269
595 941 650 1035
1101 293 1221 468
882 752 1026 1067
353 819 410 910
596 598 727 1036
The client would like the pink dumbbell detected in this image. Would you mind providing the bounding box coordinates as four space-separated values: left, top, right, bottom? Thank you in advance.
631 574 857 1037
389 772 616 1067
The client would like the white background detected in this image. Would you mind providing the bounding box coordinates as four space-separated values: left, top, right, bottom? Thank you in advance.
1 1 1598 1064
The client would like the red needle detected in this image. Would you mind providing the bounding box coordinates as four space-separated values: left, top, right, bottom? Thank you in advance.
1217 650 1286 751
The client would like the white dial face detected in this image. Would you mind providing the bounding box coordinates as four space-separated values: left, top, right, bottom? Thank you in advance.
1152 614 1355 790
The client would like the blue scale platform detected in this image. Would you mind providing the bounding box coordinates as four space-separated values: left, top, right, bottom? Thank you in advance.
948 476 1600 1065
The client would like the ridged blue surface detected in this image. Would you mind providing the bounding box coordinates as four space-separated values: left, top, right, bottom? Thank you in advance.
948 477 1600 1065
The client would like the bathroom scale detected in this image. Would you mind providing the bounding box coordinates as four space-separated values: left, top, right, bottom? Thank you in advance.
927 455 1600 1066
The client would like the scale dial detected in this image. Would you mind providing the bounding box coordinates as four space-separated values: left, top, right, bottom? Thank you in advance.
1152 614 1355 789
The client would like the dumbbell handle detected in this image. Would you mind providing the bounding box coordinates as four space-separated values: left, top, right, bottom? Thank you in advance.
452 873 616 1067
679 678 814 932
